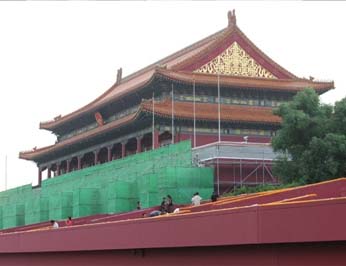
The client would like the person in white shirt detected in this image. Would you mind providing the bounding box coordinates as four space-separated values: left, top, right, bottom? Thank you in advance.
191 192 202 206
50 220 59 229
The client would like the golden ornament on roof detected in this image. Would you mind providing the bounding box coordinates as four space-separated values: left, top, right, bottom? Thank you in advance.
195 42 277 79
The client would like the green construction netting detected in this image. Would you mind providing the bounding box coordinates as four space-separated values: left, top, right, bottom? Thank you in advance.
0 141 214 229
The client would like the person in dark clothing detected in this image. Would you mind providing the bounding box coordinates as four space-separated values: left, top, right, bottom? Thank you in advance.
160 197 167 213
211 191 219 202
165 195 174 213
136 201 141 210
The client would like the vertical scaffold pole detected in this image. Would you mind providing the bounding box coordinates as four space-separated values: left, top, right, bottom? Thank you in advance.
262 150 265 185
255 160 258 186
240 159 243 187
171 83 174 144
217 74 221 195
193 78 196 148
152 92 155 150
217 144 220 195
217 74 221 143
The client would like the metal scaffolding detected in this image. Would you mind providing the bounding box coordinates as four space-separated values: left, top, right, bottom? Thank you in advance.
192 141 280 193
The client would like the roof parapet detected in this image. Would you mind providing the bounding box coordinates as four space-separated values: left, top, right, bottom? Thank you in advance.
228 9 236 28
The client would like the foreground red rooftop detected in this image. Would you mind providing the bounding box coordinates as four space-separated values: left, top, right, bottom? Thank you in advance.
1 178 345 265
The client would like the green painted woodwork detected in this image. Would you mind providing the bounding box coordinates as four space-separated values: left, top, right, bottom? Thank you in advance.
0 141 214 229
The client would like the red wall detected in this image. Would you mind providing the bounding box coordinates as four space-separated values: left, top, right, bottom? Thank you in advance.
0 242 344 266
216 163 278 193
1 199 346 253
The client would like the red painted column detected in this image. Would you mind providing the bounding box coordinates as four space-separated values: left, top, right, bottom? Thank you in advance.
121 141 127 158
136 136 142 153
47 166 51 179
66 159 70 173
56 163 60 176
175 132 181 144
38 167 42 187
94 151 98 165
154 130 160 149
107 146 112 162
77 156 82 170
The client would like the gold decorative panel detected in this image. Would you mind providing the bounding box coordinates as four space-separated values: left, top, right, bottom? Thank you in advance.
195 42 277 79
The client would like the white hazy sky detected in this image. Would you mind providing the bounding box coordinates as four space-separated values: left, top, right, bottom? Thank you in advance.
0 1 345 191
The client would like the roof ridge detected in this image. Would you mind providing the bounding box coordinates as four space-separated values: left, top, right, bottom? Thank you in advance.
234 26 297 79
170 26 235 71
120 28 227 83
171 24 297 79
85 28 226 106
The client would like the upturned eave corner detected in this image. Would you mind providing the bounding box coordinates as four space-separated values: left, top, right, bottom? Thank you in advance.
18 151 31 161
39 113 64 130
39 121 52 131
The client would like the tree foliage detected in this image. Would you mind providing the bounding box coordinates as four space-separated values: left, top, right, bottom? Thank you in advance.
272 88 346 184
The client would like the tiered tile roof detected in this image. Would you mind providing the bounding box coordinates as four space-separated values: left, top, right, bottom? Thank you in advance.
39 11 333 131
20 99 280 160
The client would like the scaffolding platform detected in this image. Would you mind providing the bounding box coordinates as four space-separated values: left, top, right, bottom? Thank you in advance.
192 141 280 193
192 141 277 163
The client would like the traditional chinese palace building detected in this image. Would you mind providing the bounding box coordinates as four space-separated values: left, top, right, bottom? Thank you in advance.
20 11 333 193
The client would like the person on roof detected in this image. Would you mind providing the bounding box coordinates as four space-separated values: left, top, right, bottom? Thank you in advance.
165 195 174 213
50 220 59 229
142 210 162 218
160 197 167 213
211 191 219 202
191 192 202 206
65 216 73 226
173 207 180 214
136 201 141 210
149 210 162 217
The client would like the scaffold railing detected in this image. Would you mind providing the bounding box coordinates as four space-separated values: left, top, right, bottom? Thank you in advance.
192 141 278 164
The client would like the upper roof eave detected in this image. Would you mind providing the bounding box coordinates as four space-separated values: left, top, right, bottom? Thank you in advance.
155 69 335 93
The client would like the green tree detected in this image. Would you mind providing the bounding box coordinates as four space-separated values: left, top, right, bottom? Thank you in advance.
272 88 346 184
